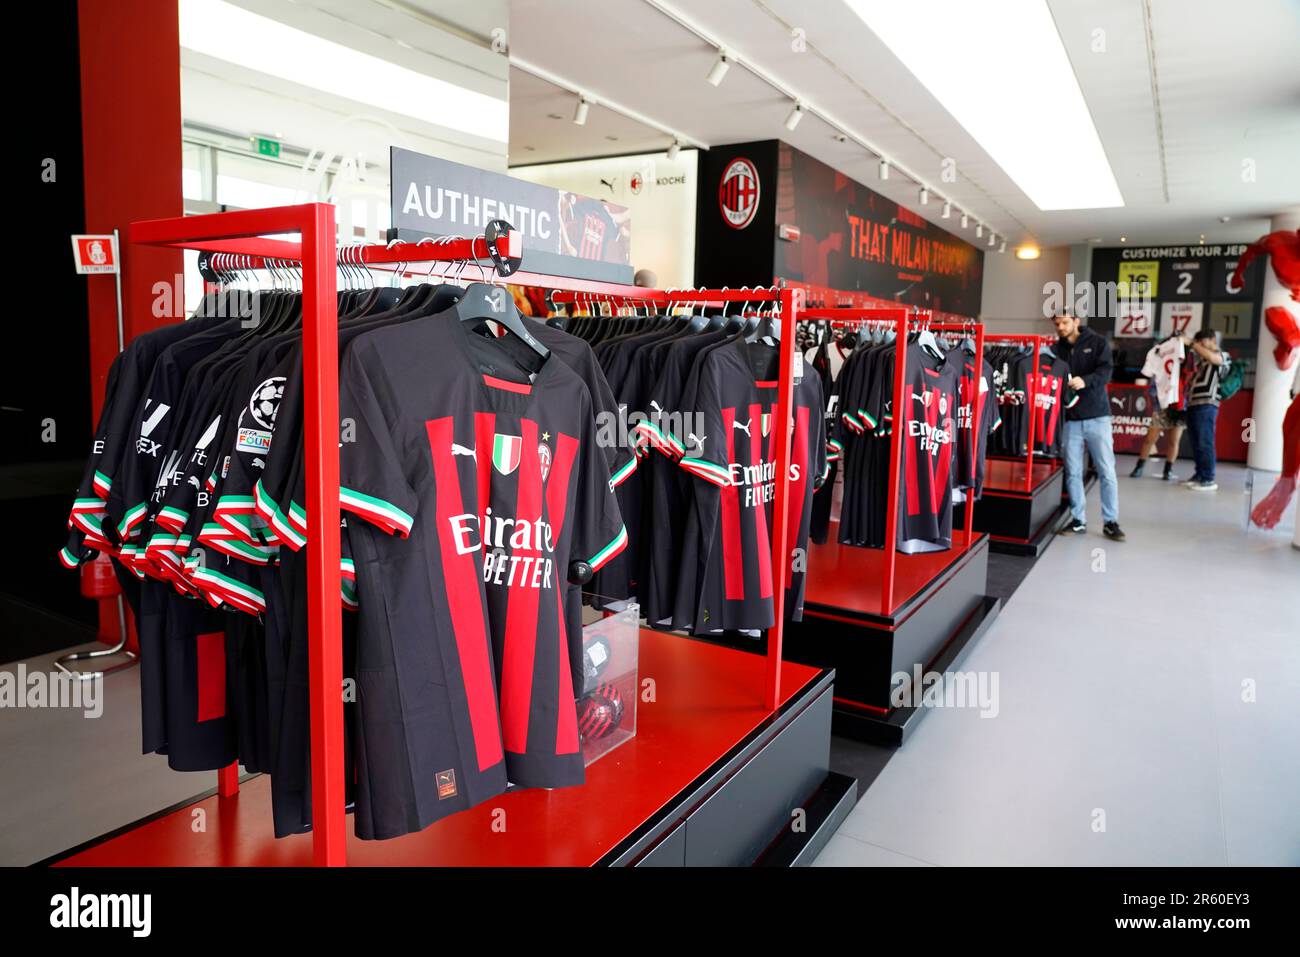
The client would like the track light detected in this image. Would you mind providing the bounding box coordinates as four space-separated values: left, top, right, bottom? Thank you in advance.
573 95 589 125
706 53 730 87
919 187 929 205
960 212 969 228
976 223 983 238
999 239 1007 253
988 231 996 247
941 200 952 219
666 139 681 160
878 159 890 181
784 103 804 131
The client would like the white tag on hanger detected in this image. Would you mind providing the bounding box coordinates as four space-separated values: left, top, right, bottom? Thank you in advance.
794 351 804 384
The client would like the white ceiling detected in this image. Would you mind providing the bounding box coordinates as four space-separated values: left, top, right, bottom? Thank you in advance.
507 0 1300 247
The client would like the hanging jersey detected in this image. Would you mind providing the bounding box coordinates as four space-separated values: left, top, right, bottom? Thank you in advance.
1141 337 1186 409
336 316 625 839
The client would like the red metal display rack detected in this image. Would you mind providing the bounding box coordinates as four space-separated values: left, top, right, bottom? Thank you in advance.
982 333 1056 492
800 307 986 616
127 204 806 866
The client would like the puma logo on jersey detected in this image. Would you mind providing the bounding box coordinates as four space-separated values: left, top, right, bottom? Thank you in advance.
733 419 752 436
685 433 707 454
650 400 664 415
187 476 200 489
451 443 476 457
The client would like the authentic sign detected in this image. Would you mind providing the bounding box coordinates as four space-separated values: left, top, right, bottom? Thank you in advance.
389 147 632 284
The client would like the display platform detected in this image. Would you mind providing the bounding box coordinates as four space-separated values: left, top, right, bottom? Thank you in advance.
48 631 845 868
783 530 998 746
960 458 1066 556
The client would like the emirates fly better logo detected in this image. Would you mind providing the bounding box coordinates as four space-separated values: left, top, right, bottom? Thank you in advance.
719 157 760 229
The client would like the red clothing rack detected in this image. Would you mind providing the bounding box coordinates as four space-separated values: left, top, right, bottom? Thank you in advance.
801 307 985 615
126 203 805 866
982 334 1056 492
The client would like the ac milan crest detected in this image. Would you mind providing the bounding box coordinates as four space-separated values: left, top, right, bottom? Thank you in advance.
719 157 760 230
538 442 552 483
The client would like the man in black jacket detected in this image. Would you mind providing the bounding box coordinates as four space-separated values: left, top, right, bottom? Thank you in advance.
1052 313 1125 541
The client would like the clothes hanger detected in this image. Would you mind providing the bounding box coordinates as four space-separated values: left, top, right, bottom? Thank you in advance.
452 257 550 364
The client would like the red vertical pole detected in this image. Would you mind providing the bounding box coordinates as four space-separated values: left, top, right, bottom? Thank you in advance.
764 287 800 710
1025 338 1040 492
217 762 239 798
880 310 908 616
301 203 346 867
964 323 984 546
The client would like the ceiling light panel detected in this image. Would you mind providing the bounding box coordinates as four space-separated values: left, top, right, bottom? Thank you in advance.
179 0 508 143
844 0 1122 210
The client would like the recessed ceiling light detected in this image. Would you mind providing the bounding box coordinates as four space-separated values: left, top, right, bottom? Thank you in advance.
834 133 848 143
523 145 535 151
1120 236 1127 243
1088 237 1103 243
605 135 619 141
547 113 563 120
845 0 1123 210
1219 215 1232 223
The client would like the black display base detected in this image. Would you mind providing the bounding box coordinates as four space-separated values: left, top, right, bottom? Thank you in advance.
961 466 1065 554
784 536 993 718
603 666 848 867
755 771 858 866
829 596 1002 746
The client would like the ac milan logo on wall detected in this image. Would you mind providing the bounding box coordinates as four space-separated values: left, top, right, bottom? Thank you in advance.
719 157 760 230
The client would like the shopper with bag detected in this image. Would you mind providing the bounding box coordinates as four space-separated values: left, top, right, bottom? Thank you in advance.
1052 313 1125 541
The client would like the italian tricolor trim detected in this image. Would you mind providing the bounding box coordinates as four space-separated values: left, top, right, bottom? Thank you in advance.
117 503 148 539
253 480 304 550
586 524 628 572
609 455 638 489
58 547 80 569
92 471 112 497
679 456 732 488
339 486 413 537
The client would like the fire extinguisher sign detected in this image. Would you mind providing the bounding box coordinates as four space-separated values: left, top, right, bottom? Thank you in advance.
71 234 118 274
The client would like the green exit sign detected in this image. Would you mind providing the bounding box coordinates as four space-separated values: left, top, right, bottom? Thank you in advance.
256 137 281 158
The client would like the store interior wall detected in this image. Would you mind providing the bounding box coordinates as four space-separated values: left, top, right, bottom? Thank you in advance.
511 150 699 288
979 244 1072 336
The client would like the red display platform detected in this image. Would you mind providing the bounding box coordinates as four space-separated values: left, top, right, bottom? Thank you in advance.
982 458 1061 496
803 526 979 621
53 632 823 867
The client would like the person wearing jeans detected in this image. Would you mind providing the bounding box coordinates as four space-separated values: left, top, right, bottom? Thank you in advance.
1051 313 1125 541
1064 415 1121 530
1182 329 1229 491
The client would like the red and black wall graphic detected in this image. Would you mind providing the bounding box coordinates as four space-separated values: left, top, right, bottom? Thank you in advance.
695 140 984 315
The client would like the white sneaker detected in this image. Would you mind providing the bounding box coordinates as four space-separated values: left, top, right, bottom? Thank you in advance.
1188 480 1218 491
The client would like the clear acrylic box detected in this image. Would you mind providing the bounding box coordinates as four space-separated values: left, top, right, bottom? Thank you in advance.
577 598 639 766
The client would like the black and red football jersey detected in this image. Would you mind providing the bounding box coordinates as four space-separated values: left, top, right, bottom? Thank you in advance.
673 338 826 632
337 315 626 839
1012 351 1074 457
955 354 1002 495
896 342 960 553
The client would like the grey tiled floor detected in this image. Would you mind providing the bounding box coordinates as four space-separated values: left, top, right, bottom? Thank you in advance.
815 459 1300 867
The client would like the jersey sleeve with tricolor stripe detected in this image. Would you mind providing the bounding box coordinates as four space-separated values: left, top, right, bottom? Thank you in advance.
337 340 419 537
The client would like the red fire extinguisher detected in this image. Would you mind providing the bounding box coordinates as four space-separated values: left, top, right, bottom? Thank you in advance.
80 550 121 599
